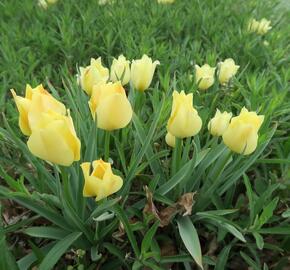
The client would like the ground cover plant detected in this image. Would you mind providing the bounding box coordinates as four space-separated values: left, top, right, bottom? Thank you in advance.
0 0 290 269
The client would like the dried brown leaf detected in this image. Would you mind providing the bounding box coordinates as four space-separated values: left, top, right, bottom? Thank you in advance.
177 192 196 216
143 187 197 227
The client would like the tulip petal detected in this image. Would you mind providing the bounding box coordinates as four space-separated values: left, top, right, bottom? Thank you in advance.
11 90 32 136
27 120 76 166
96 93 133 131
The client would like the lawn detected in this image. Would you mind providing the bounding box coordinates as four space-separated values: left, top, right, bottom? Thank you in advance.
0 0 290 269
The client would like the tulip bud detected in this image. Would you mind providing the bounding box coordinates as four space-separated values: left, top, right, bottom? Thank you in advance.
263 41 269 46
130 54 160 91
165 132 176 148
110 55 130 85
257 18 272 35
81 159 123 201
157 0 175 3
222 107 264 155
27 110 81 166
38 0 48 8
195 64 216 90
11 84 66 136
208 109 232 136
89 82 133 131
98 0 114 5
79 58 109 95
248 18 271 35
167 90 202 138
38 0 57 9
218 58 240 84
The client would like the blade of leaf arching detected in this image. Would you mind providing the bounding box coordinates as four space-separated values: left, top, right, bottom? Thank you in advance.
0 205 18 270
87 197 121 222
17 243 55 270
121 97 165 196
13 194 72 230
156 157 196 195
214 245 232 270
177 216 203 269
196 212 246 243
103 242 130 269
133 113 166 182
141 221 160 254
23 226 70 240
113 204 140 257
38 232 82 270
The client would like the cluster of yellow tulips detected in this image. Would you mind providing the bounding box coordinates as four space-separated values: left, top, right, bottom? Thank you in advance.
11 85 80 166
11 54 159 201
11 84 122 201
248 18 272 35
166 58 264 153
165 92 264 156
194 58 240 90
11 53 264 202
78 54 159 131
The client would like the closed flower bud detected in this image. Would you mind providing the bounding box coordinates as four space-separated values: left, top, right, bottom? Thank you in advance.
38 0 58 9
98 0 114 5
165 132 176 148
130 54 160 91
218 58 239 84
81 159 123 201
11 84 66 136
167 90 202 138
38 0 48 8
158 0 175 3
195 64 216 90
27 110 81 166
208 109 232 136
89 82 133 131
110 55 130 85
248 18 272 35
79 58 109 95
263 40 269 46
257 18 272 34
222 107 264 155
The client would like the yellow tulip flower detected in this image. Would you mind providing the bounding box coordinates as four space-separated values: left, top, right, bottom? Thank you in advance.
79 58 109 95
248 18 272 35
167 90 202 138
165 132 176 148
130 54 160 91
11 84 66 136
208 109 232 136
195 64 216 90
110 55 131 85
222 107 264 155
81 159 123 201
27 110 81 166
89 82 133 131
218 58 240 84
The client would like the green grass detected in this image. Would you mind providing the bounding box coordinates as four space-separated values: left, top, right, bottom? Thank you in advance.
0 0 290 269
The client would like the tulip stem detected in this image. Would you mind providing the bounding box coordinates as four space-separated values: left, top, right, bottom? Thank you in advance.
104 131 110 161
134 91 143 115
171 138 183 176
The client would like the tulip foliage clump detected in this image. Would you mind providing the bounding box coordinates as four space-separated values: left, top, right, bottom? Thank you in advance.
0 51 276 269
0 1 289 269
